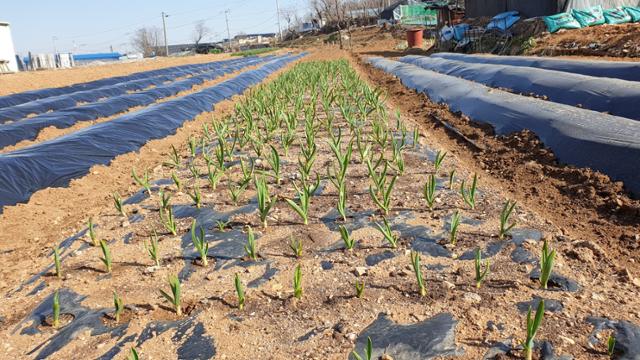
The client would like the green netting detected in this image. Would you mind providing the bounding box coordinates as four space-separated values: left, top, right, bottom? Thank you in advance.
395 5 437 26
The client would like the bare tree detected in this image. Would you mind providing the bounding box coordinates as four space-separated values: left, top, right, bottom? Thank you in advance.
192 21 211 46
281 6 297 31
131 27 162 57
309 0 325 24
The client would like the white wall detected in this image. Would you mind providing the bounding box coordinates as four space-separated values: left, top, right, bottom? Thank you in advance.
0 22 18 72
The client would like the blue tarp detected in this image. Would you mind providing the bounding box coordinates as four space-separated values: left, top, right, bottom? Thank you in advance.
487 11 521 31
73 53 123 61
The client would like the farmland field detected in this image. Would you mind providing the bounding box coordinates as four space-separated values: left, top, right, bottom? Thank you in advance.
0 42 639 360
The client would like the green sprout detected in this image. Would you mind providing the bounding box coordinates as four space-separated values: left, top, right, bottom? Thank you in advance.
413 128 419 148
239 158 254 184
191 220 209 266
540 240 556 290
607 335 616 357
146 231 161 267
460 173 478 210
267 145 282 185
53 245 62 278
159 190 171 211
410 250 427 296
228 178 249 206
189 164 200 179
339 225 355 251
235 273 245 310
215 219 230 231
52 289 60 328
167 145 181 167
255 177 275 229
171 172 182 191
448 170 456 189
100 240 112 273
207 163 223 190
285 181 312 225
499 200 517 240
434 150 447 173
128 347 139 360
298 141 317 181
113 192 126 217
336 184 348 222
214 135 228 169
159 274 182 316
244 226 258 261
423 174 437 210
375 217 398 249
366 158 386 195
160 207 177 236
355 128 371 163
523 300 545 360
449 211 461 245
293 264 303 299
352 337 373 360
132 168 151 195
395 152 405 175
113 291 124 323
369 175 397 216
289 237 303 258
355 280 365 299
188 184 202 208
202 148 213 166
88 217 99 246
281 127 296 156
188 136 197 157
475 248 490 288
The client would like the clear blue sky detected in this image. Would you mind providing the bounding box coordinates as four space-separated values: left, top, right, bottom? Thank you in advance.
3 0 306 54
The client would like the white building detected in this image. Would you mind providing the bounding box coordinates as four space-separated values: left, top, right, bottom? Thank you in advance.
0 21 18 73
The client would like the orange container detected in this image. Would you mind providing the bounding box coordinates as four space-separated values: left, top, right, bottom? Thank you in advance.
406 29 424 48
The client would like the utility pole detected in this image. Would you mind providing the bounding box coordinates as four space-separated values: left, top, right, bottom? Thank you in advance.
275 0 282 42
224 10 232 52
161 12 169 56
52 36 58 54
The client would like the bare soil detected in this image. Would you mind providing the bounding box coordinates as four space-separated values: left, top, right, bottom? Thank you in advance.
530 23 640 58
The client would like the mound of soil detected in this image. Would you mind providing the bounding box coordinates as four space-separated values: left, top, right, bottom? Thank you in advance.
530 22 640 58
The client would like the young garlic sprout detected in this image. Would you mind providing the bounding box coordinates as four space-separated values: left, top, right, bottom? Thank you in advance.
159 275 182 316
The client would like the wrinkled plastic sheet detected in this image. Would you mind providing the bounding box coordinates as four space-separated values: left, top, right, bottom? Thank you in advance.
0 58 261 110
400 55 640 121
0 53 306 209
368 58 640 196
431 52 640 82
0 57 264 123
0 56 273 149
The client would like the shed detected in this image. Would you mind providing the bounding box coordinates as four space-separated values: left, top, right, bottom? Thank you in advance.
0 21 18 73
